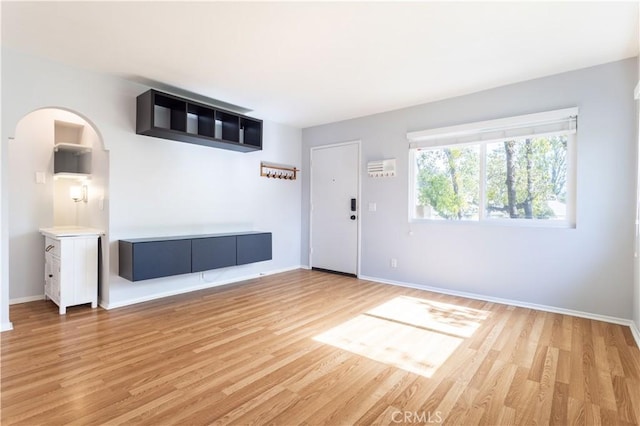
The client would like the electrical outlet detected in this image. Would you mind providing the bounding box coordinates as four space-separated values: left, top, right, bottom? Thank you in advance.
390 258 398 268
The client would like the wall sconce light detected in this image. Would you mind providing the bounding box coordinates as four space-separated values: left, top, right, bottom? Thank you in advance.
70 185 88 203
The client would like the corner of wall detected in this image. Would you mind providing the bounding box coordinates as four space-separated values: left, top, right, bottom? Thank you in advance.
630 321 640 349
1 135 12 333
634 68 640 340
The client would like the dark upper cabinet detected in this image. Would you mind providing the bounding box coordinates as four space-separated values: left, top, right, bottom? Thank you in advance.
241 117 263 149
136 89 262 153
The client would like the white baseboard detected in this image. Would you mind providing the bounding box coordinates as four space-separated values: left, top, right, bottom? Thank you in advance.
359 274 640 349
1 321 14 332
102 265 303 310
630 321 640 350
9 295 45 305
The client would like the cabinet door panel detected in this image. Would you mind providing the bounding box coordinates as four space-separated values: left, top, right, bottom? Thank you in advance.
237 233 272 265
192 237 236 272
133 240 191 281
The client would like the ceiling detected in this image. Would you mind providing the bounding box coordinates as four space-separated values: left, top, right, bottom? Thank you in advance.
2 2 638 128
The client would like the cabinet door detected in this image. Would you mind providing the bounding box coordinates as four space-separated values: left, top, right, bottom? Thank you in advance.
73 237 98 305
132 240 192 281
51 257 61 303
44 253 53 296
192 236 236 272
237 233 272 265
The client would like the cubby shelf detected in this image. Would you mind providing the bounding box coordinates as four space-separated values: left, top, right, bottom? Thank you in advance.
53 121 92 176
136 89 263 153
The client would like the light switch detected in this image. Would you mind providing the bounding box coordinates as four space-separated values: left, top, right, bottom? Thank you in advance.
368 202 377 212
35 172 46 184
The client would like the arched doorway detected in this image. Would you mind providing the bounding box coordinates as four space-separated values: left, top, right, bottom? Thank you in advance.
6 108 109 321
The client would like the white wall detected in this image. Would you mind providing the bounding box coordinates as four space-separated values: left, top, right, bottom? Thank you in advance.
1 48 302 318
107 119 302 307
302 58 637 320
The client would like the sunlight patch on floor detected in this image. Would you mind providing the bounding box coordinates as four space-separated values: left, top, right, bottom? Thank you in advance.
313 296 490 377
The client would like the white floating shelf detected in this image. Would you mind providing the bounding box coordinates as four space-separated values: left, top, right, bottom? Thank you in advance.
54 143 92 154
53 172 91 181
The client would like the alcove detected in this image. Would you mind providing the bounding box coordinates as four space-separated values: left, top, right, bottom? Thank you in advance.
7 108 109 310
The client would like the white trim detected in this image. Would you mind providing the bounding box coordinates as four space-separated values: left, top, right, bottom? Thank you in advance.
631 322 640 350
409 216 574 229
407 148 416 223
634 79 640 349
9 295 45 305
359 274 640 349
407 107 579 145
1 322 13 332
309 140 361 276
101 265 303 310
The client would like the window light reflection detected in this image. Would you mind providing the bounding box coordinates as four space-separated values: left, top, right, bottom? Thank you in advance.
313 296 490 378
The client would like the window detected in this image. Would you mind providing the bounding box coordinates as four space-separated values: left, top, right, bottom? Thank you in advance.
408 108 577 226
415 145 479 220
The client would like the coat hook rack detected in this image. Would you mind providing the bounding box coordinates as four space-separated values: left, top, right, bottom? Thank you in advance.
260 162 299 180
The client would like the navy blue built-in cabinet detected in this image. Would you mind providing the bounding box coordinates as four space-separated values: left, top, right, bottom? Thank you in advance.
119 232 272 282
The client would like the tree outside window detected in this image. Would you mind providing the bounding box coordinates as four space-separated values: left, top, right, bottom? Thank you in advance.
485 136 568 220
413 135 570 223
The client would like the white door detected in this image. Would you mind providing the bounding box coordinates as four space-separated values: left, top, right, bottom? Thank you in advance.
310 142 359 275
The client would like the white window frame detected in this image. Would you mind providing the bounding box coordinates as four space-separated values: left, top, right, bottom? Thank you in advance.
407 108 578 228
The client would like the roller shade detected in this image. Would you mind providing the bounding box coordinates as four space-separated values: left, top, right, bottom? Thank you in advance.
407 107 578 149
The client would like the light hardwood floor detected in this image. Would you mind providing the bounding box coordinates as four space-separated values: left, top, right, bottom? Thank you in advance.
2 269 639 425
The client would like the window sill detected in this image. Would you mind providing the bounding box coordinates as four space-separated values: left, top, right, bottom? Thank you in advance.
409 217 575 229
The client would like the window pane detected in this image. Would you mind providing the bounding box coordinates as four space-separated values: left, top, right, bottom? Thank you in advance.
485 136 568 220
414 146 479 220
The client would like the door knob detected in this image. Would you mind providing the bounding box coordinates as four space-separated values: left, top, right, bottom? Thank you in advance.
350 215 356 220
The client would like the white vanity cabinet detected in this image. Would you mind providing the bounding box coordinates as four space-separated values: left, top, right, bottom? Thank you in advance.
40 227 102 314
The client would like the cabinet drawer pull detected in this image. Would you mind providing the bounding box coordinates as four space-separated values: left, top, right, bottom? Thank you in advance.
45 245 55 252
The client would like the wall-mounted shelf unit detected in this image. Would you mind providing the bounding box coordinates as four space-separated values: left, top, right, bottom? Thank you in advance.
53 121 91 177
136 89 263 153
55 120 84 145
119 231 272 281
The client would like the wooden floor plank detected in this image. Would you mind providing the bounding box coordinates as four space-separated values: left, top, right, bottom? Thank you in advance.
2 269 639 425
